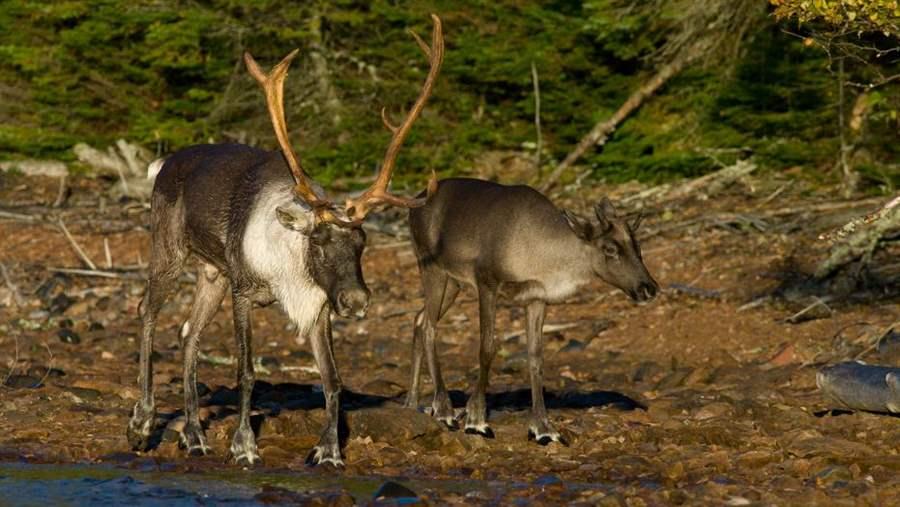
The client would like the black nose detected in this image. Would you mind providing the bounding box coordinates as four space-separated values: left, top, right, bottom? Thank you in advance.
336 288 370 319
637 282 658 302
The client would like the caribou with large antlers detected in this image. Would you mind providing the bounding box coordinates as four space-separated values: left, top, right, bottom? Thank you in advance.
127 14 444 467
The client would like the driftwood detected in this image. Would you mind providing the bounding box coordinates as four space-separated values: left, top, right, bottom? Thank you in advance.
817 361 900 413
0 159 67 178
815 195 900 278
73 140 155 199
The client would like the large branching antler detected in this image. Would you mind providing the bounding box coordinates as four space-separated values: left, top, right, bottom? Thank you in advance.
246 13 444 226
244 49 331 212
344 13 443 222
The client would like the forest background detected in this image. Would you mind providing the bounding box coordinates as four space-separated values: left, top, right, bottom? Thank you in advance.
0 0 897 194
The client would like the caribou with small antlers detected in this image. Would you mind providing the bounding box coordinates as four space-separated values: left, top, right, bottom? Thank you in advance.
127 15 444 467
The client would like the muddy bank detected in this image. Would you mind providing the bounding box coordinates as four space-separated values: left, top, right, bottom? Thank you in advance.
1 173 899 504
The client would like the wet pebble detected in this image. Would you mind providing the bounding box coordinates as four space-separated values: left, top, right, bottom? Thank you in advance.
57 328 81 344
4 374 43 389
373 481 418 501
28 309 50 321
65 387 102 401
259 356 279 370
500 351 528 374
288 349 314 362
130 351 163 363
27 366 65 378
559 339 586 353
65 300 91 318
256 485 354 506
48 293 73 314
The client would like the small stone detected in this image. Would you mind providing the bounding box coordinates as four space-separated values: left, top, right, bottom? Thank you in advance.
65 387 101 401
4 374 43 389
28 309 50 321
559 339 586 353
48 293 73 314
288 350 314 361
373 481 417 501
65 300 91 318
534 474 563 487
101 351 114 360
259 356 279 369
57 328 81 344
27 366 65 378
131 351 162 363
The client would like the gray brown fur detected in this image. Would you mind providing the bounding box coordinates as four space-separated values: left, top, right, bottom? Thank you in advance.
127 143 369 467
404 178 658 443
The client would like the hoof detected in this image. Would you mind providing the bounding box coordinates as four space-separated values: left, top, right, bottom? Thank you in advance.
528 429 568 446
305 446 344 468
126 404 155 452
186 445 211 457
233 451 261 467
180 425 210 456
464 424 494 439
437 416 459 431
230 427 259 467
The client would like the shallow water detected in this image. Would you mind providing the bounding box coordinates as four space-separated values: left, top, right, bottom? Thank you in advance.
0 462 492 506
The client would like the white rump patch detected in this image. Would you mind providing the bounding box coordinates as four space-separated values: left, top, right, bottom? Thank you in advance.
146 158 166 180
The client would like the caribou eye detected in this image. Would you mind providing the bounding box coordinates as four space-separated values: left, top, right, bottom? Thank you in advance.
603 243 619 258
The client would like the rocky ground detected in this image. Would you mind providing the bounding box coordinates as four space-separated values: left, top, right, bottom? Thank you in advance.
1 171 899 505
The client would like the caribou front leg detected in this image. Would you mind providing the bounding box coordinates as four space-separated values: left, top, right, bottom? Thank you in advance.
306 304 344 467
229 291 260 466
525 301 566 445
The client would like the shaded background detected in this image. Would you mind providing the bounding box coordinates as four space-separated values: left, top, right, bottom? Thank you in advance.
1 0 897 191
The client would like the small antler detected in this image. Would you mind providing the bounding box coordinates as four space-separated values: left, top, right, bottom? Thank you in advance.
345 14 444 222
244 50 332 212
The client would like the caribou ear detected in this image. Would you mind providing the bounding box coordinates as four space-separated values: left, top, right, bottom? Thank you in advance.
594 197 617 231
630 212 644 231
563 209 593 241
276 201 315 233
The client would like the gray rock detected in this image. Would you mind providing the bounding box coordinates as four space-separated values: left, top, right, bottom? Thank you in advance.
347 406 443 443
817 361 900 413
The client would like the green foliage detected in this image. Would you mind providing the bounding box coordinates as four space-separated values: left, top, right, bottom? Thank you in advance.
0 0 897 189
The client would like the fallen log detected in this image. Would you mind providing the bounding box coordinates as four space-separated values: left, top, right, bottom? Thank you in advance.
815 194 900 278
817 361 900 413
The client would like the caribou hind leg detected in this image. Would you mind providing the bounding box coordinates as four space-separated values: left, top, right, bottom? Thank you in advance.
464 278 499 438
405 271 459 414
306 305 344 466
128 202 186 451
179 262 228 456
524 301 566 446
414 268 460 429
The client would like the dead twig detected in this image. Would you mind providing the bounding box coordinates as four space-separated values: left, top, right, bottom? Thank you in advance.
783 296 833 324
34 341 54 388
47 267 143 280
104 238 113 269
2 334 19 389
854 320 900 360
57 218 97 270
531 61 542 174
0 261 26 307
52 175 69 208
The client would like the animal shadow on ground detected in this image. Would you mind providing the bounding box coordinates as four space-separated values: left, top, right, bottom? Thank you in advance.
445 388 646 413
144 381 393 452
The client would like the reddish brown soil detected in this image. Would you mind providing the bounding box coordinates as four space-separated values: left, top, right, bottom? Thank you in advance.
1 172 899 505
